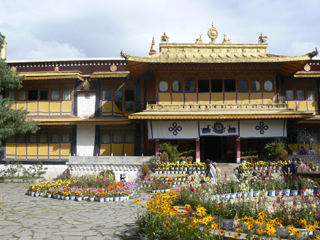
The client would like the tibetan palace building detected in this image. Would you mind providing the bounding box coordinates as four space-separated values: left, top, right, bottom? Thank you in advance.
1 25 319 164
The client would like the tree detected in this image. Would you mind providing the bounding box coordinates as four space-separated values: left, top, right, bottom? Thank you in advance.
0 33 39 150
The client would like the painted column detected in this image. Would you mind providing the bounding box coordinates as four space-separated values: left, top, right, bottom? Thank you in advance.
236 137 241 163
155 140 160 156
196 138 200 162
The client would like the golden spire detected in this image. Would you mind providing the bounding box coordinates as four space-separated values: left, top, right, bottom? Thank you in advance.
149 37 157 55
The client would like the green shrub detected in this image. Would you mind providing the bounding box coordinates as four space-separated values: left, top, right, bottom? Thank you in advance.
263 139 286 161
159 142 180 163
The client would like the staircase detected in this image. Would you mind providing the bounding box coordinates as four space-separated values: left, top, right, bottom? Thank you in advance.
216 163 240 182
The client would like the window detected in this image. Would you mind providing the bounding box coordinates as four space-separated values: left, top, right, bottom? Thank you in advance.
114 91 122 111
51 133 60 143
18 91 26 100
8 91 15 100
251 81 260 91
186 80 195 92
17 134 26 143
28 90 38 100
172 81 182 92
6 135 15 143
113 134 123 143
63 90 71 100
125 89 134 111
29 134 37 143
40 90 49 100
224 80 235 92
101 134 111 144
308 90 315 100
238 80 247 91
39 133 49 143
264 80 273 91
62 133 71 143
297 90 305 100
159 81 168 91
51 90 60 101
211 80 222 92
125 134 134 143
198 80 209 92
102 90 111 100
286 90 294 100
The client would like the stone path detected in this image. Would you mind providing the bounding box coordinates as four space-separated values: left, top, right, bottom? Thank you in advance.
0 183 151 240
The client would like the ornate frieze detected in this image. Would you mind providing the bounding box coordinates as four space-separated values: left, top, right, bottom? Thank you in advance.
145 103 288 111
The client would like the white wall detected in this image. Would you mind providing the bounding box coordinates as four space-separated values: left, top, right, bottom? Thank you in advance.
77 125 95 156
77 92 96 118
0 164 68 180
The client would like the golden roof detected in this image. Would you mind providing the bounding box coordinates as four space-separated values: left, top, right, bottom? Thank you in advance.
122 26 318 77
29 117 131 125
19 72 84 81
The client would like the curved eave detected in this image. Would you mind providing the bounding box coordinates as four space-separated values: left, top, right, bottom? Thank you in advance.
128 111 312 120
297 116 320 124
127 55 311 77
19 72 84 81
28 117 131 125
91 71 131 78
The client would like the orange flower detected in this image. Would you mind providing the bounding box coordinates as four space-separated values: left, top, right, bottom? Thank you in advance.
165 221 170 227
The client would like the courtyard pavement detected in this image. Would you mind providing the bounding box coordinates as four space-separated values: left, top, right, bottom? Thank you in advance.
0 183 150 240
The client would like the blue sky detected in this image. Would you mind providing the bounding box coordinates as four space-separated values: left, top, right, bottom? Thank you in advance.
1 0 319 60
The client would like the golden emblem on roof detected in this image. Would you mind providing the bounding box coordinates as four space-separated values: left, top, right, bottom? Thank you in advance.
160 32 170 43
110 64 117 72
207 23 218 43
258 33 268 44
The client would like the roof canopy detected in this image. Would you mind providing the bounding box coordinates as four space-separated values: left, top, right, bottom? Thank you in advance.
122 25 317 77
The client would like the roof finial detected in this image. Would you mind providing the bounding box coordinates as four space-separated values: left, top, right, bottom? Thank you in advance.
160 32 170 43
149 37 157 55
258 33 268 44
208 23 218 44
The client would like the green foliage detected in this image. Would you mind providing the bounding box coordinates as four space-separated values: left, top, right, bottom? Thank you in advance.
99 170 115 182
0 33 39 147
159 142 180 163
263 139 286 161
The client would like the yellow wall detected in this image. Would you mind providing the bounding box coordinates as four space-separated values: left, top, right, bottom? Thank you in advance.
160 92 274 105
12 101 72 116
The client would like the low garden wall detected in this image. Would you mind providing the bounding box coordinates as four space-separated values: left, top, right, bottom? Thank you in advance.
67 155 159 182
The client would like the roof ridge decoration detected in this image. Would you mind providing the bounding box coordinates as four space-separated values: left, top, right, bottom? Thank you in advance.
208 23 218 43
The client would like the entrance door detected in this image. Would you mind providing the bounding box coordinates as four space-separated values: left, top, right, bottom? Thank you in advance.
201 137 227 161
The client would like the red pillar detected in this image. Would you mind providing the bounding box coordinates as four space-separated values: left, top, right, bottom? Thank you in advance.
155 140 160 156
236 137 241 163
196 138 200 162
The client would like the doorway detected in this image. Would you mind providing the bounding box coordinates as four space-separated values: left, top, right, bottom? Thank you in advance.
201 137 227 161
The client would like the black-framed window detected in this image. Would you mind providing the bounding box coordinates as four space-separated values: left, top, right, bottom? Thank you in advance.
211 80 222 92
28 90 38 100
238 80 247 91
224 80 235 92
125 89 134 111
286 90 294 100
40 90 49 100
198 80 209 92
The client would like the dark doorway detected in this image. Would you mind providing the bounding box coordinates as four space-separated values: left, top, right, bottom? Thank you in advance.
201 137 227 161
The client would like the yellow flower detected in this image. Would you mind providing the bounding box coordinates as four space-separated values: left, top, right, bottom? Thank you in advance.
247 224 254 230
134 200 141 205
256 228 265 236
299 219 307 226
220 230 225 235
236 228 243 233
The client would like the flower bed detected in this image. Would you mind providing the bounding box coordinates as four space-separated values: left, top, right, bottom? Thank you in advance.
26 175 138 202
136 189 320 239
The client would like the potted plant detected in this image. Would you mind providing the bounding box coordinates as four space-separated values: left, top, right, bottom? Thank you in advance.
142 164 150 180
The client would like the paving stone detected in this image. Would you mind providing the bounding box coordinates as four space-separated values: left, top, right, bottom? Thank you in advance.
0 183 152 239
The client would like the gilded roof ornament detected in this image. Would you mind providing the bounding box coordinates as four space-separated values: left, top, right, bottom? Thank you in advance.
83 80 90 91
149 37 157 55
207 23 218 43
222 34 232 44
160 32 170 43
195 34 204 44
258 33 268 44
120 49 130 59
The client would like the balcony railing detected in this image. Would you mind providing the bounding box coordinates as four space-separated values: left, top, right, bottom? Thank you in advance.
145 103 288 111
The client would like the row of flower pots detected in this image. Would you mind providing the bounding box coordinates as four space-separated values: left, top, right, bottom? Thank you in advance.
206 188 314 201
27 191 134 202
